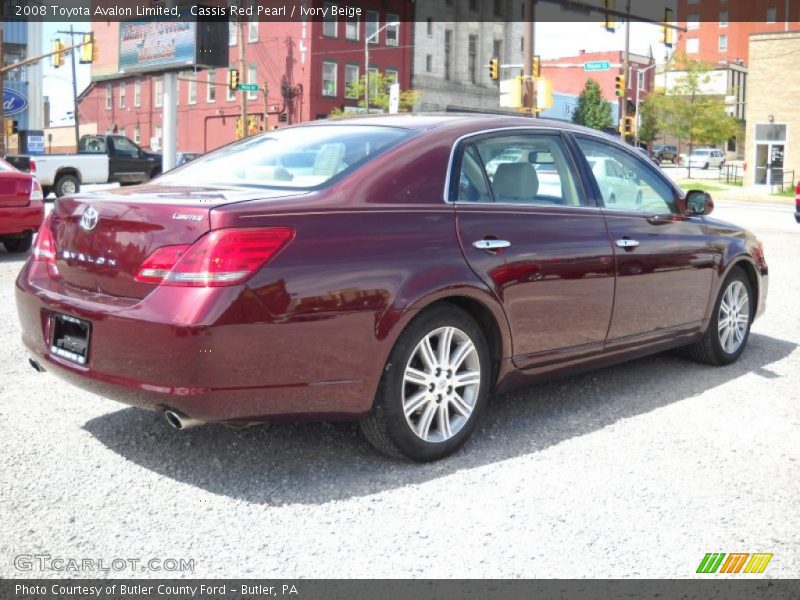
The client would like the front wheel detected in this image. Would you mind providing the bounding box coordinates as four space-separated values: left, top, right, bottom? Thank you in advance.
685 267 753 365
360 304 491 461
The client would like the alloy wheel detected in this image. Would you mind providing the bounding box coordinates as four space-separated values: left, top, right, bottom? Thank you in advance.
717 280 750 354
402 326 481 443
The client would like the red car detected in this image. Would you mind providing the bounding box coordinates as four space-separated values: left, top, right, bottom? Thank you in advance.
15 116 768 461
0 158 44 253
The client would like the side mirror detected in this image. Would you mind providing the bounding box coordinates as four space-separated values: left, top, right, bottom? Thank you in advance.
686 190 714 216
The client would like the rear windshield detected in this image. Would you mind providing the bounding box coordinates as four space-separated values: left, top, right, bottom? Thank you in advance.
160 125 414 190
692 150 710 155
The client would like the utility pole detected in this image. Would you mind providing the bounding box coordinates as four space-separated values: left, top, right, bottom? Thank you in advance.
57 26 92 152
620 0 631 141
239 19 248 138
523 0 535 116
364 32 370 112
262 82 269 131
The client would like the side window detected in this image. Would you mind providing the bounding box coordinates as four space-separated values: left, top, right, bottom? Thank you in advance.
79 136 107 154
112 136 140 158
576 137 678 215
454 133 583 206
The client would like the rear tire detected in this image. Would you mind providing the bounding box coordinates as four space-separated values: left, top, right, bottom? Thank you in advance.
685 267 753 366
2 231 33 253
360 304 491 462
54 174 80 197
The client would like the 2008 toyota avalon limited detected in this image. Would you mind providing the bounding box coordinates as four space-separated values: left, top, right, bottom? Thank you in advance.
15 115 768 461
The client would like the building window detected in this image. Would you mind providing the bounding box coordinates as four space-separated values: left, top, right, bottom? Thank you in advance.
386 69 398 84
105 84 112 110
444 30 453 81
767 5 777 22
427 18 433 36
118 83 126 108
718 35 728 51
493 39 503 66
687 14 699 29
366 10 379 43
719 10 728 27
493 0 503 17
154 77 163 108
188 77 197 104
207 69 216 103
345 64 359 98
425 54 433 73
133 125 140 144
323 2 337 37
468 35 478 84
687 0 699 4
229 22 237 46
248 20 258 42
154 125 162 151
322 61 337 96
247 65 257 100
386 15 399 46
686 38 699 54
227 82 235 102
637 70 645 90
346 15 359 40
134 79 141 107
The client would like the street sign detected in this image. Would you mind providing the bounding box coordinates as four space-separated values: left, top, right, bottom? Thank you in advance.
499 77 523 109
237 83 260 92
583 61 611 72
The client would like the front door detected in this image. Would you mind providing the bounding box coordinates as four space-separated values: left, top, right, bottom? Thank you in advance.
573 135 714 341
452 130 615 366
108 136 149 184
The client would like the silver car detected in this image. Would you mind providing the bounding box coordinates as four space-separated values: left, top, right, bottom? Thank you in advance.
688 148 726 169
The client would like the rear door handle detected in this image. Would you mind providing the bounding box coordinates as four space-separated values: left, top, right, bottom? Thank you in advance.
615 238 640 248
473 239 511 251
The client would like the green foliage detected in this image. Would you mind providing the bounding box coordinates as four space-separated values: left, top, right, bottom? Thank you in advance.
328 72 418 118
637 93 660 146
571 79 614 130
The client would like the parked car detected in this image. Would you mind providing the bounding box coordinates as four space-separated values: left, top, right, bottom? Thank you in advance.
652 144 678 163
635 147 660 166
7 134 162 198
15 115 768 461
585 155 643 208
689 148 726 169
0 157 44 253
175 152 203 167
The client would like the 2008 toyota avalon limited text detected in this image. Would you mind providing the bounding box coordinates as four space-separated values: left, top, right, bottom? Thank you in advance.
15 115 768 461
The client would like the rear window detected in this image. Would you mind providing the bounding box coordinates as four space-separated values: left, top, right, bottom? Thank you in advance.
160 125 414 190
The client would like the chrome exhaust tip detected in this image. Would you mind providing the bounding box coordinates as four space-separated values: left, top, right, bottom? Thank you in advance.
164 409 204 430
28 358 46 373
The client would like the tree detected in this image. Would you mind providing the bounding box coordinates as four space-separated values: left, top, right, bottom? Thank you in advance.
571 79 614 130
637 93 661 150
328 72 418 118
655 55 741 177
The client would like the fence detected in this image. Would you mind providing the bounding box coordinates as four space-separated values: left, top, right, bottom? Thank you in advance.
718 164 744 185
770 169 795 194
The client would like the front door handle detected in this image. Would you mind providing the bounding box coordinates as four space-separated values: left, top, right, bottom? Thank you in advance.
473 239 511 251
615 238 640 248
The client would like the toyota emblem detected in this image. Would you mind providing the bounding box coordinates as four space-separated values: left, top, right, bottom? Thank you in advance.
80 207 99 232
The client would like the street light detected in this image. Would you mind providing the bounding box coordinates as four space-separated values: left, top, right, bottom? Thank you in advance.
364 21 399 113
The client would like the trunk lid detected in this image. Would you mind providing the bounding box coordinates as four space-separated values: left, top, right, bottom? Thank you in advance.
0 171 32 207
51 184 308 299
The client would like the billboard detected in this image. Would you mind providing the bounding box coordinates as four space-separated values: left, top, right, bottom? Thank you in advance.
119 21 198 74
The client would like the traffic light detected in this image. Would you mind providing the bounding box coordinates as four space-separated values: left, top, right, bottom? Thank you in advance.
623 116 635 135
661 8 674 48
603 0 616 32
79 33 98 64
532 55 541 78
51 39 65 68
228 68 240 91
488 58 499 81
614 74 625 97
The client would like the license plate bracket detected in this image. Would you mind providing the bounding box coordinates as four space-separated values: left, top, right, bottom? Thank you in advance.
51 313 91 365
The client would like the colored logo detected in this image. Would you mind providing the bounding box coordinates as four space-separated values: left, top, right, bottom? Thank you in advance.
3 89 28 116
697 553 773 574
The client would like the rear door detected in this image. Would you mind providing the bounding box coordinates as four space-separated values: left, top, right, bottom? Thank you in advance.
572 135 714 341
452 129 615 367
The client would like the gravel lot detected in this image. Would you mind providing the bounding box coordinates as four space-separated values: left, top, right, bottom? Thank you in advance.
1 199 798 579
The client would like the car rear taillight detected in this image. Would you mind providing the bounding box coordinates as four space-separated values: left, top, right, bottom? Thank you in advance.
30 179 43 202
32 219 56 262
135 227 294 287
29 159 36 173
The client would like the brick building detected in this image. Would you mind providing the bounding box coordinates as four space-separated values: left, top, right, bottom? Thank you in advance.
541 50 656 125
675 0 800 66
743 31 800 187
78 4 412 153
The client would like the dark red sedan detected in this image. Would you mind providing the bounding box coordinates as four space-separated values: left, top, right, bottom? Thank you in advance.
15 115 768 461
0 157 44 253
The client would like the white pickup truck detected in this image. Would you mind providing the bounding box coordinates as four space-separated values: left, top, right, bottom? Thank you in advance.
8 134 162 198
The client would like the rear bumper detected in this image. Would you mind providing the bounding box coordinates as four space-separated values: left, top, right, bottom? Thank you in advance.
15 261 376 423
0 199 44 236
